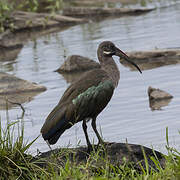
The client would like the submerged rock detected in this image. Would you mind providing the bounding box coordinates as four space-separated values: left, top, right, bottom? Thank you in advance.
37 142 165 172
55 55 100 73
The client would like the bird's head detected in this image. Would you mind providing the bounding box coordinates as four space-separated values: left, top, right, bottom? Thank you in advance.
98 41 142 73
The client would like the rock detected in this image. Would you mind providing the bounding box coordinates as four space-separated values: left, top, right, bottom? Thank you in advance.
56 48 180 74
0 72 46 94
0 72 46 109
148 86 173 101
55 55 100 73
63 7 155 18
36 142 165 172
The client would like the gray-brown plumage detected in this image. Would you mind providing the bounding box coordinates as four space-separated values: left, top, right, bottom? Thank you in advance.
41 41 142 149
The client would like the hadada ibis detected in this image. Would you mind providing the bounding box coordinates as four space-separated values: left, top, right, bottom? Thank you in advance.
41 41 142 150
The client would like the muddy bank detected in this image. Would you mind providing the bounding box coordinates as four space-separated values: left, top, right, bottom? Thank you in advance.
0 11 87 61
0 4 154 61
9 11 87 32
1 4 154 49
36 142 166 171
0 11 87 47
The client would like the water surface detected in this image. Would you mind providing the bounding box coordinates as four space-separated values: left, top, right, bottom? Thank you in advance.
1 4 180 154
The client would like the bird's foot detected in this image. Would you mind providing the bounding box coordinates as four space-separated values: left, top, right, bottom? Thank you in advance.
98 141 114 148
87 144 93 153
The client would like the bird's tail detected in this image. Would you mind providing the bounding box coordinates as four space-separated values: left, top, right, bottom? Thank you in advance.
41 105 72 145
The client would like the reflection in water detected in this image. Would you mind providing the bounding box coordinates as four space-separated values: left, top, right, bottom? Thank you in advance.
0 44 23 61
149 98 172 111
59 71 88 84
0 92 42 110
60 71 88 84
0 26 70 63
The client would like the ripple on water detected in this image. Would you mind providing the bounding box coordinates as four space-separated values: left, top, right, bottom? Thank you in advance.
1 4 180 154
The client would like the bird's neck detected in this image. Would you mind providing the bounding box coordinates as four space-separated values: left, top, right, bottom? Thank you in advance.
100 57 120 87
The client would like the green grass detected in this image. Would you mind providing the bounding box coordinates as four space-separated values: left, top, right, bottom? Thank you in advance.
0 118 48 179
0 118 180 179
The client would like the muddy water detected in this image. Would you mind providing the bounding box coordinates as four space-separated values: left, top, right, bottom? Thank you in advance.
1 4 180 154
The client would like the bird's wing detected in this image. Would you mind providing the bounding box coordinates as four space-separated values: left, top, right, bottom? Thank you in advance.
59 69 111 103
41 69 115 144
70 74 115 120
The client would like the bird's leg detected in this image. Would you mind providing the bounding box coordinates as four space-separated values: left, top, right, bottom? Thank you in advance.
45 140 57 157
91 117 104 145
46 140 53 151
82 119 92 151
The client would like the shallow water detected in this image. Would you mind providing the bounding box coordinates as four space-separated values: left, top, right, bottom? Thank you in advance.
1 4 180 154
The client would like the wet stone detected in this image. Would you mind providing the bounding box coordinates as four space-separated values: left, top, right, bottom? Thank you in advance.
0 72 46 95
148 86 173 101
55 55 101 73
0 72 46 110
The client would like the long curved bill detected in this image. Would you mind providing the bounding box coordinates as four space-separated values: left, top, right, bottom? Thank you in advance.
115 47 142 74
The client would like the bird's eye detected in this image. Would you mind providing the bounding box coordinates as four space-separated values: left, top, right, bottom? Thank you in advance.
110 45 115 50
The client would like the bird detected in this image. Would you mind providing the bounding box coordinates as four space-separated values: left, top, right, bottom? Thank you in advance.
41 41 142 150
